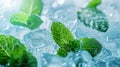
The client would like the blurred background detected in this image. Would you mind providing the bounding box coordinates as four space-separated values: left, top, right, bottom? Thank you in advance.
0 0 120 67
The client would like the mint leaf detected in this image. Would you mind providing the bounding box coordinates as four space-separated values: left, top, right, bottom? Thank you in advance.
20 0 43 15
0 35 26 65
77 7 109 32
10 12 43 30
10 0 43 30
80 38 102 57
87 0 101 7
51 22 74 48
10 12 29 27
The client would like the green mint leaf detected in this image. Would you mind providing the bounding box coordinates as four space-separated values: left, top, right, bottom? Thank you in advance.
80 38 102 57
10 12 43 30
20 0 43 15
10 0 43 30
57 48 68 57
10 12 29 27
77 7 109 32
51 22 74 48
87 0 101 7
0 35 26 65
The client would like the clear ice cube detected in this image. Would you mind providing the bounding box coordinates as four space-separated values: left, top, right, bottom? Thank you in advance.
67 51 93 67
40 53 75 67
24 29 58 55
107 57 120 67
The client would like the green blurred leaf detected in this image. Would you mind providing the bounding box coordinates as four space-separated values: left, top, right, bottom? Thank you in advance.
51 22 74 48
10 12 28 27
10 0 43 30
20 0 43 15
87 0 101 7
80 38 102 57
0 35 37 67
10 12 43 30
77 7 109 32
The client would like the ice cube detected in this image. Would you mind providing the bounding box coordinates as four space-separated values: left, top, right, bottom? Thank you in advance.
107 57 120 67
92 61 107 67
103 23 120 42
94 48 112 61
40 53 75 67
67 51 93 67
103 42 120 57
24 29 58 55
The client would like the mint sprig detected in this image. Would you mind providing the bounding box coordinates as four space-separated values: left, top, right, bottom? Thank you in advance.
10 0 43 30
77 0 109 32
51 22 102 57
